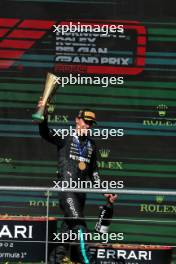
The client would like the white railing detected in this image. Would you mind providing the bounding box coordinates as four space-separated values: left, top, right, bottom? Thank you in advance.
0 186 176 195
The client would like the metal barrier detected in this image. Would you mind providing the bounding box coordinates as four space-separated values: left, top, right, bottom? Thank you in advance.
0 186 176 195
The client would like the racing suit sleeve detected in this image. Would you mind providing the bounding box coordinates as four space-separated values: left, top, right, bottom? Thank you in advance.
39 117 64 146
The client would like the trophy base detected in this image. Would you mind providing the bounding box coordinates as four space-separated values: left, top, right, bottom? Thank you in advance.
32 113 44 122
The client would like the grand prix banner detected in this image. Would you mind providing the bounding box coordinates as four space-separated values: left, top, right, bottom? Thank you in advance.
0 0 176 263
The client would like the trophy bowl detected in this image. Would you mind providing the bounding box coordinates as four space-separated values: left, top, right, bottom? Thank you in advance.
32 72 59 122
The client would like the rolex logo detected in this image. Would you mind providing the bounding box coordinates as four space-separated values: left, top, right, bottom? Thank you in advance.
99 149 110 158
156 196 164 203
157 104 168 117
44 192 52 197
47 104 55 114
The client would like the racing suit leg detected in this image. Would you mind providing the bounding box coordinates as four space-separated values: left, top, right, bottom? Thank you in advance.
60 192 96 264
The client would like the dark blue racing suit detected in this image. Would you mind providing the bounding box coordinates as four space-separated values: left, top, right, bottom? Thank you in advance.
39 118 100 263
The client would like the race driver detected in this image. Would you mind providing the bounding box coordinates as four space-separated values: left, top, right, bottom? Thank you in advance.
37 100 117 264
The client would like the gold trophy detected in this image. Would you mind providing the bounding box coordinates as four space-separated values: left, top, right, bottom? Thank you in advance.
32 72 59 122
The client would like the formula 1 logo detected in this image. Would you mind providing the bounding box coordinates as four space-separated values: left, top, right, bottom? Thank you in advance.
0 18 55 69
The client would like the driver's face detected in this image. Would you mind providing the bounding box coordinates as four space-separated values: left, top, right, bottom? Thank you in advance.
75 117 93 136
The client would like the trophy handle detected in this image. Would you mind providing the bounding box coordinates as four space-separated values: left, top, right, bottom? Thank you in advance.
32 106 46 121
32 73 59 122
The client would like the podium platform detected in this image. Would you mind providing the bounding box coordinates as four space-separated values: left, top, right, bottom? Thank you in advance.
0 216 173 263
